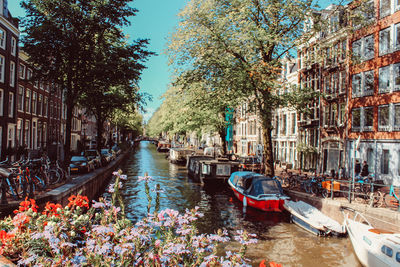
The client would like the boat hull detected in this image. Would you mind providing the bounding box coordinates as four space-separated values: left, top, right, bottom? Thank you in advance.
231 187 285 212
346 218 393 267
290 214 326 236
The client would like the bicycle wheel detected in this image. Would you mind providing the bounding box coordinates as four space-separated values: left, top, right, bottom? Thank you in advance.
383 193 399 208
33 176 46 191
48 170 61 185
369 191 383 207
321 188 329 198
309 183 317 195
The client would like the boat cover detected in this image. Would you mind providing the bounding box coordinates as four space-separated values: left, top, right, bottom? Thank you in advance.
286 200 345 234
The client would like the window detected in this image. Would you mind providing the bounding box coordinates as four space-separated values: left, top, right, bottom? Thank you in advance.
32 92 37 115
364 35 374 60
0 55 4 83
25 120 30 149
367 148 375 173
364 70 374 95
378 105 390 130
11 37 16 56
291 113 296 134
8 92 13 118
341 40 347 60
25 89 31 113
352 108 361 131
37 95 42 116
330 103 337 126
364 107 374 131
17 86 24 111
396 252 400 263
27 69 32 81
0 89 3 116
19 64 26 79
395 23 400 51
340 71 346 93
394 104 400 130
339 103 346 125
380 0 391 18
0 28 5 49
379 28 391 55
381 245 393 257
352 39 361 60
332 73 338 94
379 66 391 93
9 61 15 87
394 63 400 91
43 97 48 117
352 73 362 97
325 75 331 94
381 150 390 175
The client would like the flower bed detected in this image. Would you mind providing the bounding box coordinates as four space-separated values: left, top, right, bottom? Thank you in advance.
0 170 268 266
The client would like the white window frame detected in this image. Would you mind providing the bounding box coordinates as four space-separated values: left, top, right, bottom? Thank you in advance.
379 65 391 93
9 61 15 87
17 86 24 112
8 92 13 118
363 70 375 96
352 108 361 131
25 89 31 113
378 104 391 131
0 28 5 49
32 92 37 115
19 64 26 79
363 106 374 131
395 23 400 51
363 34 375 60
11 37 16 56
379 27 392 56
380 0 391 18
0 89 3 116
393 63 400 92
394 103 400 131
0 55 4 83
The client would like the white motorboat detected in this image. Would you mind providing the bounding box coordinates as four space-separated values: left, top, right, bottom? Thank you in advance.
284 200 346 236
343 208 400 266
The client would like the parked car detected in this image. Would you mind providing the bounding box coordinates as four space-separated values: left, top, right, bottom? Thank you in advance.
238 156 262 172
83 149 102 168
69 156 95 174
100 149 113 165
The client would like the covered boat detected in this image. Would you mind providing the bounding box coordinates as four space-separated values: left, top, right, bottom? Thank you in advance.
228 171 289 212
343 208 400 267
169 148 194 165
284 200 346 237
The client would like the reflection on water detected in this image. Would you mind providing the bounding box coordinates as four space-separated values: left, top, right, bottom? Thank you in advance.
112 141 361 266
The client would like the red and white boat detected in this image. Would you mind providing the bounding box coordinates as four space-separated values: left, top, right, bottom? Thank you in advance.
228 171 289 212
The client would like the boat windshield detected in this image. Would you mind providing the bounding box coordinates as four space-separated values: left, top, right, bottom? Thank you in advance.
248 179 282 196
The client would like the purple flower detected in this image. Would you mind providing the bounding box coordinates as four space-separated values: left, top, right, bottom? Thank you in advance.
138 175 153 182
92 200 106 209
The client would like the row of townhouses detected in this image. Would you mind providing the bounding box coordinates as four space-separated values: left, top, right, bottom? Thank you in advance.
232 1 400 186
0 1 103 161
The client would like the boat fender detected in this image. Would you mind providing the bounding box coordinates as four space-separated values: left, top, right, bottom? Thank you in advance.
243 196 247 207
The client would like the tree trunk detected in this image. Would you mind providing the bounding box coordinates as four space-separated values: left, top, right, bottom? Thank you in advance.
218 127 227 155
64 100 74 166
96 113 104 152
260 113 274 176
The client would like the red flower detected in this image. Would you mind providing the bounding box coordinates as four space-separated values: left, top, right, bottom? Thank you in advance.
13 197 38 214
67 195 89 209
42 202 63 217
0 230 14 244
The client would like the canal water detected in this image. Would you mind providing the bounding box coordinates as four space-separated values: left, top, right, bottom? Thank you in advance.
113 141 361 266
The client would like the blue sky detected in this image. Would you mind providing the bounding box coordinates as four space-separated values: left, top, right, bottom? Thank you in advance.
8 0 188 122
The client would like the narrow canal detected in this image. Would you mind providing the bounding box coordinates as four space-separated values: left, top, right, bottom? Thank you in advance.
112 141 361 266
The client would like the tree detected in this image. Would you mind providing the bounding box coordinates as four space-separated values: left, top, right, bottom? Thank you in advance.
167 0 324 175
20 0 151 162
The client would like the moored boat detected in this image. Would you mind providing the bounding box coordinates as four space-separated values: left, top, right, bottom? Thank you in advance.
227 171 289 212
284 200 346 237
169 148 194 165
157 141 171 152
343 208 400 267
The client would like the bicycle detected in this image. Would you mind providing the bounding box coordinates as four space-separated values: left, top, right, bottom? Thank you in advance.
383 185 399 209
309 176 329 198
0 167 19 201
